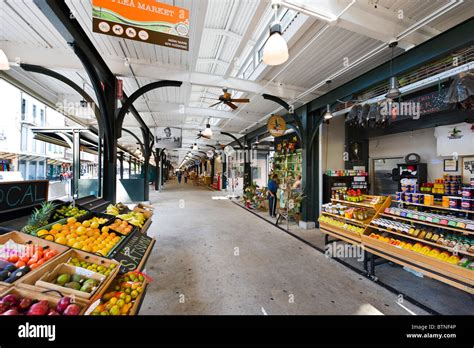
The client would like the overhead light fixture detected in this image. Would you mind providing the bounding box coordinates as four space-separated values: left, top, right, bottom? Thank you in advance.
0 49 10 70
323 104 333 120
262 1 289 66
192 143 198 150
202 119 213 138
323 80 333 121
386 76 401 99
385 41 401 99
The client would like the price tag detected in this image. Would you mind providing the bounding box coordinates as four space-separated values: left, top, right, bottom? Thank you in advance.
84 298 101 315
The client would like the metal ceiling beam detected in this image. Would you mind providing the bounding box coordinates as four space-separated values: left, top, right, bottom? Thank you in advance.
308 17 474 113
0 41 313 100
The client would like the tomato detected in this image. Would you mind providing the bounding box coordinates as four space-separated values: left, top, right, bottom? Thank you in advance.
15 260 26 268
37 259 45 266
8 254 19 263
20 256 30 263
29 263 39 269
27 258 38 266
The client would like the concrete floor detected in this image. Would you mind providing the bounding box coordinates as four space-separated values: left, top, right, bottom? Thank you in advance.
140 180 427 315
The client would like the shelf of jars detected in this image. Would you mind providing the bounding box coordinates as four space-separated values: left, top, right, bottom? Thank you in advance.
318 193 390 246
361 193 474 294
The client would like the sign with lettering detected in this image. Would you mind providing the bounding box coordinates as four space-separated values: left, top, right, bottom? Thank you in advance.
92 0 189 50
0 180 48 214
111 232 154 274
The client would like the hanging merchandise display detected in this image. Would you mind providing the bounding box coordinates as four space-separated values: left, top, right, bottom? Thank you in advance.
272 134 301 187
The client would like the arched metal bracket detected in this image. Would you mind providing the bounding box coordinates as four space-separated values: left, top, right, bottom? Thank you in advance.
116 80 182 137
219 131 243 149
20 63 102 128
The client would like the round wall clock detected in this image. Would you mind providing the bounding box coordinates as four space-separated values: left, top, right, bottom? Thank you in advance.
267 115 286 137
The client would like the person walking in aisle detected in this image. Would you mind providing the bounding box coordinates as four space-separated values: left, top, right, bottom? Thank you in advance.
267 174 278 218
184 171 189 184
177 171 182 184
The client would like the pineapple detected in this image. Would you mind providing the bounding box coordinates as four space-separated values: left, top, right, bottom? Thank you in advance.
22 201 57 235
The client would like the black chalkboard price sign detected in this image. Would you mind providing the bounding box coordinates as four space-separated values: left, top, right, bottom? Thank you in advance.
111 232 155 274
0 180 49 213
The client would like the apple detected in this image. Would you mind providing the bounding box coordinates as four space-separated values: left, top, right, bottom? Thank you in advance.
63 304 81 316
27 300 49 316
2 309 19 315
56 297 72 314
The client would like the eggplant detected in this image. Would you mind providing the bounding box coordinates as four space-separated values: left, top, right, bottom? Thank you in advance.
4 266 30 283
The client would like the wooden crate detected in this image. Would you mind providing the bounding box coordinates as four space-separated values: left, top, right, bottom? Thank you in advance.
16 249 119 298
0 286 89 315
0 231 69 288
35 263 106 300
85 276 148 315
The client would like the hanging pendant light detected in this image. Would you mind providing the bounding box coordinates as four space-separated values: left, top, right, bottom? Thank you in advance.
323 104 334 120
192 143 198 150
323 80 333 121
385 41 401 99
202 118 213 138
0 49 10 70
263 2 289 66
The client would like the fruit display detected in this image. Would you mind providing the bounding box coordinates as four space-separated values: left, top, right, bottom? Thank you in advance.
39 217 123 257
106 203 131 215
67 257 117 277
0 292 81 316
52 204 88 220
89 272 147 316
116 212 147 228
0 240 60 278
318 215 365 234
367 232 473 269
107 219 134 235
345 189 364 202
51 272 101 293
21 201 57 235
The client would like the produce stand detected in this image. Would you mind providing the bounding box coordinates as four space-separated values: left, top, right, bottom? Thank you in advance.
0 201 156 315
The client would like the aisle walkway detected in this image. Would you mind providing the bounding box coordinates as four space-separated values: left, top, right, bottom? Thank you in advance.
141 180 427 315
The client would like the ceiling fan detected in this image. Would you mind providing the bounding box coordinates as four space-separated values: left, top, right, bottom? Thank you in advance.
206 88 250 110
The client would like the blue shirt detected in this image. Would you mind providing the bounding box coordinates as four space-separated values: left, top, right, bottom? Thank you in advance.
268 179 277 194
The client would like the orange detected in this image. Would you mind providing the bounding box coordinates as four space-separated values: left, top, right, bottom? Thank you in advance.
67 217 77 224
101 226 110 233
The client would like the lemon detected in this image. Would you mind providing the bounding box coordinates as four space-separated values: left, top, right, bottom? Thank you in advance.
52 223 63 231
37 229 49 237
91 221 99 229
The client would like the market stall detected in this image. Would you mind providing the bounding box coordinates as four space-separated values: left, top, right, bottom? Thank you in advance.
0 199 155 315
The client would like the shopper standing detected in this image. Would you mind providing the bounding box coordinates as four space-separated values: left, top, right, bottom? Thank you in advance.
177 171 182 184
184 171 189 184
267 174 278 218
